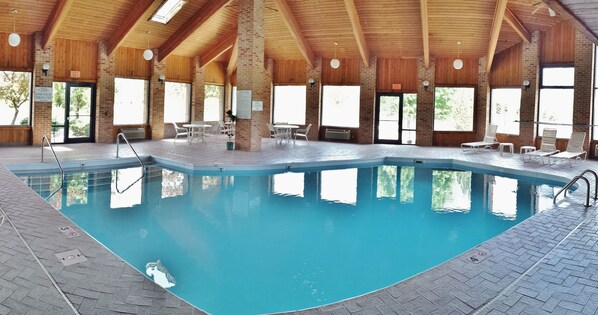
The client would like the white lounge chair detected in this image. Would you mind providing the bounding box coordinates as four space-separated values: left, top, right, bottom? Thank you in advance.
522 128 559 165
549 131 586 167
461 124 499 152
294 123 312 145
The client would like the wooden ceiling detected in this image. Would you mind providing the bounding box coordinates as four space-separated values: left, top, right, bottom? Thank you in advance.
0 0 594 69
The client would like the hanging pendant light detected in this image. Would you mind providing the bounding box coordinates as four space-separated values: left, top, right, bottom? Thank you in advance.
330 42 340 69
143 30 154 61
453 41 463 70
8 9 21 47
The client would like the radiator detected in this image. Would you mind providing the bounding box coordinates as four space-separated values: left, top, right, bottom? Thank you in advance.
119 128 145 140
325 128 351 140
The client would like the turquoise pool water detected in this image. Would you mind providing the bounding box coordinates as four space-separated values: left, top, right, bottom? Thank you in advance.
21 164 560 314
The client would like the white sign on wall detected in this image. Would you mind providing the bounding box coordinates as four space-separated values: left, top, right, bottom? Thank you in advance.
236 90 252 119
34 87 53 102
252 100 263 111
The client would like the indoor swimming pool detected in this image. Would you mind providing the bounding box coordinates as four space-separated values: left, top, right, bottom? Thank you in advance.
18 163 562 315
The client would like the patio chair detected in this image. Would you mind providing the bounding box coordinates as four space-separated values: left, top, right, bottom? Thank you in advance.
172 122 188 142
294 123 312 145
461 124 499 152
522 128 559 165
549 131 587 167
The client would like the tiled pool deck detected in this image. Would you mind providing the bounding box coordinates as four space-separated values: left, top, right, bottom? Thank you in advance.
1 138 597 314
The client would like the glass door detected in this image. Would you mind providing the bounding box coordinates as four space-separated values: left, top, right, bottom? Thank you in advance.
374 92 417 144
51 82 96 143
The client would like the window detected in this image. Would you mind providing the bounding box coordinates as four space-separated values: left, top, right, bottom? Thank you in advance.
150 0 187 24
594 47 598 140
321 85 360 128
0 71 31 126
164 82 191 123
204 84 224 121
538 66 574 138
231 86 237 116
490 88 521 135
273 85 306 125
114 78 148 125
433 87 475 131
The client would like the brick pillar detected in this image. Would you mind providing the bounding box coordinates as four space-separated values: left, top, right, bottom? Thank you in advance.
416 57 435 146
236 0 266 151
305 57 322 141
358 56 377 144
192 56 205 122
573 28 593 151
261 58 273 137
95 40 115 143
150 50 166 140
476 56 489 141
519 31 540 146
32 33 53 145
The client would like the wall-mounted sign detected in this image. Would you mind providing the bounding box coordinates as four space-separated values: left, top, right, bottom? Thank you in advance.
34 87 52 102
252 100 263 111
392 83 402 90
237 90 252 119
70 70 81 78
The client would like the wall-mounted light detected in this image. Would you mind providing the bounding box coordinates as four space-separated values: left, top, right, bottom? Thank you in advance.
308 78 315 87
8 9 21 47
523 79 530 91
158 74 165 84
422 80 430 91
42 63 50 76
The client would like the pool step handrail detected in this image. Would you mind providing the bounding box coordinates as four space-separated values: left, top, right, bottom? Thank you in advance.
553 169 598 207
41 135 64 200
116 132 145 174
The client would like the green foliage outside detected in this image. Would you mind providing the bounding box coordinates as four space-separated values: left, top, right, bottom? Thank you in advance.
434 87 474 131
0 71 31 125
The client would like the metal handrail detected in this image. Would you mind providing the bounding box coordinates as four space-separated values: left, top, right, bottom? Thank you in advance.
553 169 598 207
41 135 64 200
116 132 145 174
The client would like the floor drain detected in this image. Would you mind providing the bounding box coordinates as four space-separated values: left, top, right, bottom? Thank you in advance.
55 249 87 266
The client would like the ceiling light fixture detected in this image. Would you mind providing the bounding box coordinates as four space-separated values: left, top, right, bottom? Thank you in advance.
8 9 20 47
143 30 154 61
330 42 340 69
453 41 463 70
150 0 187 24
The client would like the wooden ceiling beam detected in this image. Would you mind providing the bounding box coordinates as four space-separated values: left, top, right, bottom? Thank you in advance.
343 0 370 68
227 38 238 76
486 0 508 73
199 31 237 68
107 0 155 56
158 0 232 62
272 0 315 69
541 0 598 45
504 7 530 44
42 0 75 49
419 0 430 69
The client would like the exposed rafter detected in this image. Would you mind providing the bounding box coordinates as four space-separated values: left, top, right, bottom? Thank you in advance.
486 0 508 73
541 0 598 45
343 0 370 68
199 32 237 68
158 0 232 62
107 0 155 56
272 0 315 69
227 38 238 76
419 0 430 69
503 7 530 44
42 0 75 49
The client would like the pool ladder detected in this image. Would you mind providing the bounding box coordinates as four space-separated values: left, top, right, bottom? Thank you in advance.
41 135 64 200
553 169 598 207
115 133 146 193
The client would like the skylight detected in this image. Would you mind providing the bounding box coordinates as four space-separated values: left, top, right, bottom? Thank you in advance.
150 0 187 24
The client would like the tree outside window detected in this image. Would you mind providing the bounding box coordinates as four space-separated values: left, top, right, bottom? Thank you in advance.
433 87 474 131
0 71 31 126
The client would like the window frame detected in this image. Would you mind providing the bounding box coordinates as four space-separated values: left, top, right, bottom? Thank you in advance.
204 84 225 122
320 85 361 128
433 85 477 132
163 81 193 123
272 84 307 125
489 87 522 135
537 64 575 139
113 77 150 126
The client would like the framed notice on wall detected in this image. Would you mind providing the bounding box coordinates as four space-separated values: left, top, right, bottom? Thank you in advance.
236 90 252 119
34 87 53 102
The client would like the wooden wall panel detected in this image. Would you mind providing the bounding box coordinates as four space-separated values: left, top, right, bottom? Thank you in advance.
321 59 361 85
115 47 151 79
434 58 478 86
165 55 193 83
205 61 226 84
273 60 307 84
54 38 98 82
376 58 418 92
433 131 477 147
540 22 575 64
490 43 522 87
0 126 32 144
0 33 33 71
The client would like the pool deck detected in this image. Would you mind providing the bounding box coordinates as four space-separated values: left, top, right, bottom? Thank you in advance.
0 138 597 314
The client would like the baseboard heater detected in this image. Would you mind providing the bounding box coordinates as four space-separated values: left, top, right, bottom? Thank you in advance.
325 128 351 140
119 128 145 140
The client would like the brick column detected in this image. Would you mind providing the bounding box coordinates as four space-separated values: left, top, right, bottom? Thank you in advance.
573 28 593 151
476 56 489 141
32 33 53 145
150 50 166 140
236 0 266 151
416 57 435 146
192 56 205 122
305 57 322 141
519 31 540 146
261 58 273 137
95 40 116 143
358 56 377 144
